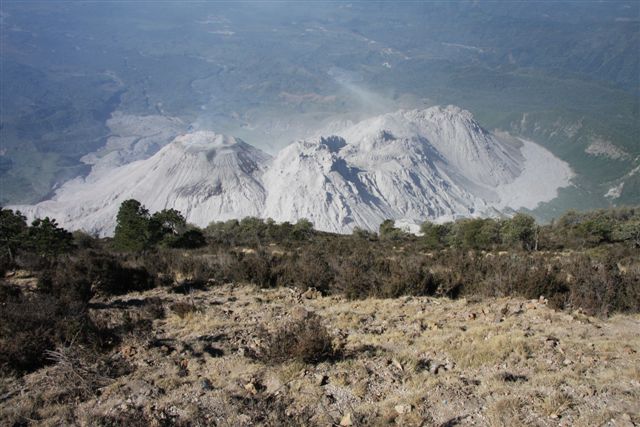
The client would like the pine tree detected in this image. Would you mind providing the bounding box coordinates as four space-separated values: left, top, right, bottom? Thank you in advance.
114 199 150 251
0 208 28 261
28 217 74 257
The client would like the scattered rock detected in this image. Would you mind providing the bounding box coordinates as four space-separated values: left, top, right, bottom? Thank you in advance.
244 382 259 395
120 345 137 358
340 412 353 426
264 375 285 394
314 374 328 386
291 306 310 321
201 379 213 391
391 358 403 371
512 303 524 315
430 364 444 375
616 414 635 427
395 404 412 415
544 336 560 349
467 312 477 320
425 321 441 330
302 287 321 299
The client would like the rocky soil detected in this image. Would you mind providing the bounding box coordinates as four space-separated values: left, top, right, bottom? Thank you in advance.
1 283 639 426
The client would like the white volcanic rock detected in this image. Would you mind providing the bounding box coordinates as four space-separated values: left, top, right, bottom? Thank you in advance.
264 106 568 233
13 131 270 236
339 106 522 187
263 136 391 232
12 106 573 235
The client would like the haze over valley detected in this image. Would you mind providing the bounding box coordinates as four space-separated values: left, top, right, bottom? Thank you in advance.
1 1 639 230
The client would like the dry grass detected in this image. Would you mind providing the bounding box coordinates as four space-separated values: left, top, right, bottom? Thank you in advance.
1 284 639 426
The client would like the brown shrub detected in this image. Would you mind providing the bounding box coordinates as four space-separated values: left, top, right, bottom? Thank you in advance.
0 292 100 374
333 247 380 299
254 312 340 364
86 409 152 427
238 250 280 288
563 255 640 316
375 255 439 298
40 345 133 403
275 248 335 294
170 301 201 318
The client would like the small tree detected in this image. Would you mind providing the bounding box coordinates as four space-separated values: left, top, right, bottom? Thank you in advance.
352 226 376 240
0 208 28 261
614 220 640 247
27 217 74 258
114 199 150 251
292 218 314 240
502 213 537 250
420 220 452 249
451 218 485 249
379 219 406 240
149 208 187 245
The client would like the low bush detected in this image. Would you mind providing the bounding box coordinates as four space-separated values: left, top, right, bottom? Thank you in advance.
276 248 334 294
77 252 156 296
254 312 339 364
170 301 201 318
0 291 100 374
239 250 280 288
375 256 439 298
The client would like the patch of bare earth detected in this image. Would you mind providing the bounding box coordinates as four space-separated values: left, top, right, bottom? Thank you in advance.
1 284 638 426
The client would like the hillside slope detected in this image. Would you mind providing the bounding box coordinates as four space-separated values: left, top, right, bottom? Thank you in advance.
12 107 573 235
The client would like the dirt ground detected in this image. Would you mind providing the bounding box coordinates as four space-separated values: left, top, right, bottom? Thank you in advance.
1 283 639 426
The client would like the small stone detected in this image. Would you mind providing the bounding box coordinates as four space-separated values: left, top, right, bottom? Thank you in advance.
201 379 213 391
391 358 403 371
340 412 353 426
430 364 443 375
291 306 309 321
302 287 321 299
395 404 412 415
617 414 635 427
314 374 328 386
467 312 477 320
426 321 440 330
244 382 258 395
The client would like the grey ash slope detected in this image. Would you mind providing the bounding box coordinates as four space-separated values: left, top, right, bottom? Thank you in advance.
12 106 573 235
13 132 271 236
264 106 570 233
